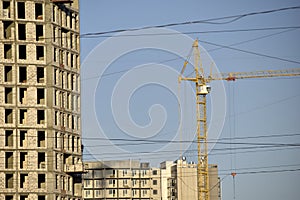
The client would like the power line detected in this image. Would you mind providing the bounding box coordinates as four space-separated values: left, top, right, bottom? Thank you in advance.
198 39 300 64
80 26 300 38
208 27 300 52
81 6 300 37
81 29 300 81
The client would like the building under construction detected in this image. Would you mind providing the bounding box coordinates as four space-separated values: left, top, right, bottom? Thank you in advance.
0 0 82 200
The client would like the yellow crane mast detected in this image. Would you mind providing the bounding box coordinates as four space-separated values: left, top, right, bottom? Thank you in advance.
179 39 300 200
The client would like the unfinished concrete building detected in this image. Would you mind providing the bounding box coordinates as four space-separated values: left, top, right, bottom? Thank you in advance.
0 0 82 200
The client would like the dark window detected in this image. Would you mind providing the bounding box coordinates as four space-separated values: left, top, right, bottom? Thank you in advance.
37 131 45 147
5 87 13 104
5 130 13 146
17 2 25 19
19 45 26 59
4 44 12 59
19 66 27 83
3 21 13 39
35 3 43 20
5 109 13 123
37 67 44 83
37 110 45 124
36 46 44 60
37 88 45 104
4 66 12 82
18 24 26 40
5 173 13 188
36 25 44 41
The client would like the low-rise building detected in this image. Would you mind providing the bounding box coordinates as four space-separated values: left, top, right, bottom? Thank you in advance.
83 160 161 199
83 159 221 200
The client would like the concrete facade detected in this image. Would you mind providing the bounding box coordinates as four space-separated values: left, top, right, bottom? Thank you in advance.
161 159 221 200
83 160 221 200
83 160 161 200
0 0 82 200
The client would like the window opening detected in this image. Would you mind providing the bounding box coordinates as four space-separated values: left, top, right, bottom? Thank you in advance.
36 25 44 41
37 88 45 104
18 23 26 40
19 45 26 59
19 66 27 83
5 87 13 104
5 130 13 146
17 2 25 19
37 110 45 124
5 109 13 123
5 152 13 169
4 44 12 59
4 66 12 82
37 131 46 147
35 3 43 20
37 67 44 83
19 88 27 104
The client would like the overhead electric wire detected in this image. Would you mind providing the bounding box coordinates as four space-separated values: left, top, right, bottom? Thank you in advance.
80 6 300 37
80 26 300 38
198 39 300 64
81 29 300 81
208 27 300 52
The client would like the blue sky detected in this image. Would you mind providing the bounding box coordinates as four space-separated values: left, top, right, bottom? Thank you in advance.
80 1 300 199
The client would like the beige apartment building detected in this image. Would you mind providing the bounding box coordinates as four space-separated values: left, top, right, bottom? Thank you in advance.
0 0 82 200
83 160 162 200
161 159 221 200
83 160 161 200
83 159 221 200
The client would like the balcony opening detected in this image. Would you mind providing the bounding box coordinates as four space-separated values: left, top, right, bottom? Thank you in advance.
19 130 27 147
63 153 72 165
18 23 26 40
38 196 46 200
38 152 46 169
35 3 43 20
20 195 28 200
5 152 13 169
2 1 10 18
72 115 75 129
19 109 27 124
36 25 44 41
5 87 13 104
36 46 44 60
37 110 45 124
20 173 28 188
19 66 27 83
5 66 12 82
5 130 13 146
5 195 13 200
4 44 12 59
3 21 13 39
20 152 27 169
38 174 46 188
37 88 45 104
19 88 27 104
37 131 45 147
72 136 75 152
19 45 26 59
5 173 13 188
53 47 57 62
17 2 25 19
5 109 13 123
37 67 45 83
70 54 74 68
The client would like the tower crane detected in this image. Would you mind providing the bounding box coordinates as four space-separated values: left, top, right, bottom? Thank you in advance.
178 39 300 200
